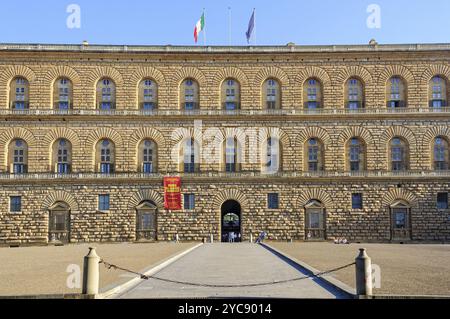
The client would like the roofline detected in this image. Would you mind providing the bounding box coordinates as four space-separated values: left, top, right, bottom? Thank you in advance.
1 42 450 54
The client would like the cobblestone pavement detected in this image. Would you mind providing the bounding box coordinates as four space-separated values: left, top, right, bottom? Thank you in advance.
117 243 349 299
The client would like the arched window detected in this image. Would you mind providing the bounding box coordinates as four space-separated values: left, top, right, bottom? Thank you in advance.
222 78 240 110
306 138 324 172
139 139 157 173
53 77 73 110
9 139 28 174
181 78 199 110
139 79 158 110
304 78 322 109
97 78 116 110
10 77 29 109
263 78 281 109
345 78 365 109
96 139 115 173
224 137 240 172
390 137 409 171
263 137 280 173
53 139 72 174
429 76 448 108
346 138 366 171
433 136 449 170
387 77 407 108
181 138 200 173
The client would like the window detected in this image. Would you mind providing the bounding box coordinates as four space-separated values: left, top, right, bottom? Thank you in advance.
97 78 116 110
390 137 408 171
139 79 158 110
264 137 280 173
54 77 73 110
268 193 279 209
222 78 240 110
181 78 199 110
429 76 447 108
304 78 322 109
10 77 29 109
306 138 323 172
96 139 115 173
433 137 449 170
53 139 72 174
182 138 199 173
225 137 239 172
346 78 364 109
352 193 363 209
263 78 281 109
437 193 449 209
184 194 195 210
387 77 406 108
98 194 110 211
140 139 156 173
347 138 366 171
9 139 28 174
10 196 22 212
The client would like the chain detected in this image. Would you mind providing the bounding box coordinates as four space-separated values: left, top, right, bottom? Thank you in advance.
99 259 355 288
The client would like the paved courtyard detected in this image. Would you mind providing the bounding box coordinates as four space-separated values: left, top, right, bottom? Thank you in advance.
116 243 348 299
0 242 196 296
269 242 450 296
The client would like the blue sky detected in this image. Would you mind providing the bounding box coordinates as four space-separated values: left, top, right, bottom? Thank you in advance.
0 0 449 46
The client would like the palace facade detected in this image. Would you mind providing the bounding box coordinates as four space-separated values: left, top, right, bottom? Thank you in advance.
0 42 449 245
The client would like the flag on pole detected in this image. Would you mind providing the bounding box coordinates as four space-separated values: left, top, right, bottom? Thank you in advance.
246 10 255 44
194 12 205 43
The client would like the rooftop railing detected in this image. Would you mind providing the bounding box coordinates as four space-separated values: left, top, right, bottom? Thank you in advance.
0 107 449 117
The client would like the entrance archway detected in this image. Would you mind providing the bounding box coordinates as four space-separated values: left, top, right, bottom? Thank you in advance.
221 200 241 242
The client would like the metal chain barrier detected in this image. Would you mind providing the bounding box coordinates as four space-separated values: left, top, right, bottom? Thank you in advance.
99 259 355 288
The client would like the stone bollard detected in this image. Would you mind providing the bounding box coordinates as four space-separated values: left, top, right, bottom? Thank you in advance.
210 233 214 243
355 248 373 298
82 247 100 296
250 233 253 243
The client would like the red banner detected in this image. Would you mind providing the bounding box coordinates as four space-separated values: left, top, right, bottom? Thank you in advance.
164 177 181 210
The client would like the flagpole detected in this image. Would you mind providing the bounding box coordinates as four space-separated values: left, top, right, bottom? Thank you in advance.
253 8 256 45
203 8 206 46
228 7 232 46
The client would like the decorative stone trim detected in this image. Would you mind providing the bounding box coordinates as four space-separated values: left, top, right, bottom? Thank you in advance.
41 190 79 211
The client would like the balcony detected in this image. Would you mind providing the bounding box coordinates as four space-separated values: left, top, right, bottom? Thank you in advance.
0 170 449 182
0 106 450 118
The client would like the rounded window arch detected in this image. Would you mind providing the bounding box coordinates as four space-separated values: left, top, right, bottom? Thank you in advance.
96 78 116 110
53 77 73 110
10 77 30 109
429 76 448 108
95 139 115 173
305 138 324 172
262 136 281 173
8 139 28 174
346 137 366 171
345 78 365 109
433 136 449 170
180 138 200 173
387 76 407 108
138 139 157 173
180 78 199 110
303 78 323 109
263 78 281 110
221 78 241 110
52 138 72 174
138 78 158 110
389 137 409 171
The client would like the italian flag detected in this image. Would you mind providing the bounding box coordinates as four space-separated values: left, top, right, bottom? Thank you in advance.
194 13 205 43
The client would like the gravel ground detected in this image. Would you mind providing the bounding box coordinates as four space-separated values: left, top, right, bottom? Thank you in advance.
269 242 450 296
0 242 196 296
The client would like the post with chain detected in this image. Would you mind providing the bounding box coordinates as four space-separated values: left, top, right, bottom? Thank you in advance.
355 248 373 298
82 247 100 296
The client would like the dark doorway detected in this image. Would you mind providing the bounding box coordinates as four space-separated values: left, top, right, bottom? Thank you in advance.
221 200 241 243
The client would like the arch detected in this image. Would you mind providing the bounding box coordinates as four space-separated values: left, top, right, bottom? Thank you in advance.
296 189 333 208
171 67 206 87
254 66 289 88
422 126 450 168
296 127 331 146
86 66 124 87
382 188 418 207
129 127 166 151
295 66 331 87
129 67 165 86
335 66 373 86
0 65 37 83
338 126 374 147
212 67 249 88
44 66 81 86
421 64 450 85
380 126 417 150
43 127 81 151
42 190 79 211
85 127 124 151
212 189 248 209
128 188 164 208
377 65 415 86
0 127 36 170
